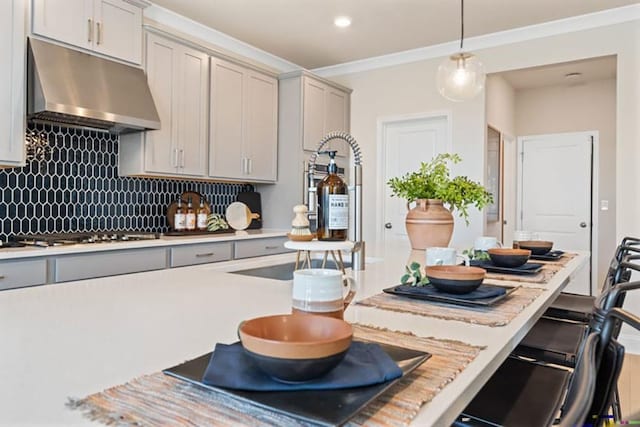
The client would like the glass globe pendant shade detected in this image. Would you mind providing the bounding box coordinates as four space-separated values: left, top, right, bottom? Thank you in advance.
437 52 486 102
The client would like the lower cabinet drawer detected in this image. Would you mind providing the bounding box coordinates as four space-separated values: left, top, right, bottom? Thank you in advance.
54 248 167 282
234 236 291 259
170 242 233 267
0 258 47 290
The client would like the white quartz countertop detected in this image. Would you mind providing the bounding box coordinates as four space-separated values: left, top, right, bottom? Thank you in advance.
0 241 587 426
0 229 289 260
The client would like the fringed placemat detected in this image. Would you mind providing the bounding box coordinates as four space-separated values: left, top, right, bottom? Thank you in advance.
357 285 545 327
68 325 483 427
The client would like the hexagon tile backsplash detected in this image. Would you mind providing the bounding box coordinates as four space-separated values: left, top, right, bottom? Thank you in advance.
0 123 248 240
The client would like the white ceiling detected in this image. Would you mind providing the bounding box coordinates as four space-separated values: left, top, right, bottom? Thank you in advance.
499 56 617 90
149 0 639 69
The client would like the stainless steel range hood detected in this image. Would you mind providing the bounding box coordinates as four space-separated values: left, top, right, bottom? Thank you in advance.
27 38 160 134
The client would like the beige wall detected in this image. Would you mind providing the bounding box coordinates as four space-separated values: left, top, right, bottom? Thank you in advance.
331 21 640 349
515 78 617 286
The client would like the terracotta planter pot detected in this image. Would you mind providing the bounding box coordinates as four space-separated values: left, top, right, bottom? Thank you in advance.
405 199 454 250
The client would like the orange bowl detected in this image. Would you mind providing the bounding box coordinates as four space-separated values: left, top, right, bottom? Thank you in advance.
238 314 353 382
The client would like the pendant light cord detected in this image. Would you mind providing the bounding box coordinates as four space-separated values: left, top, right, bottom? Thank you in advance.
460 0 464 50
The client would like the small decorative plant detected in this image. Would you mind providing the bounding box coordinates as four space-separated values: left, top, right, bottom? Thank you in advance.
387 153 493 224
400 262 430 287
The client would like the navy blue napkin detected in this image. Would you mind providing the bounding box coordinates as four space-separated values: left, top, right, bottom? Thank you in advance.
470 260 542 272
202 341 402 391
394 283 506 300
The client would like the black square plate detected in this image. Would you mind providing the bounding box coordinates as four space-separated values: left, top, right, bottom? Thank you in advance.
163 342 431 427
530 250 565 261
470 260 544 275
383 283 519 307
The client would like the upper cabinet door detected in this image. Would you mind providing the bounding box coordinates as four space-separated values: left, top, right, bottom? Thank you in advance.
325 87 350 157
144 33 178 174
92 0 142 64
0 0 26 166
176 47 208 176
245 71 277 181
209 58 245 180
302 77 326 152
32 0 94 51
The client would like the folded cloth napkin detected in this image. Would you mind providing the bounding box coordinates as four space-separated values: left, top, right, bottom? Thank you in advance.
470 260 541 271
394 283 506 300
202 341 402 391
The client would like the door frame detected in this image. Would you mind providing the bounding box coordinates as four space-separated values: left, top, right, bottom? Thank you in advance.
516 130 599 294
376 111 452 244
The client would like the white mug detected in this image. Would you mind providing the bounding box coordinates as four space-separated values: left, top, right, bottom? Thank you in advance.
512 231 539 248
474 236 502 251
426 247 469 266
292 269 356 319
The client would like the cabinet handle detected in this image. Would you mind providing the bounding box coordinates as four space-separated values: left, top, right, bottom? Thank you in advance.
179 149 185 168
88 18 93 42
96 22 102 45
242 158 247 174
172 148 179 168
248 158 252 175
0 275 5 280
195 253 215 258
265 245 279 250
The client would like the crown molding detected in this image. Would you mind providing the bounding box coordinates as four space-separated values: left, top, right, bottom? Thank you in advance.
144 4 303 73
312 4 640 78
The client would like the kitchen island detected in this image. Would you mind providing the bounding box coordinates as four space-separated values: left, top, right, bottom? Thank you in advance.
0 241 587 426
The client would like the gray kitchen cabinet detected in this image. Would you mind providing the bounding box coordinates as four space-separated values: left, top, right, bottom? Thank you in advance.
170 242 233 267
234 236 291 259
209 57 278 182
279 71 351 157
54 247 166 282
0 0 26 167
120 31 209 178
31 0 147 65
0 258 47 290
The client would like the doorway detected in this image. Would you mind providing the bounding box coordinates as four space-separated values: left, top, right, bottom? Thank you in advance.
517 131 598 294
485 126 503 242
377 112 451 244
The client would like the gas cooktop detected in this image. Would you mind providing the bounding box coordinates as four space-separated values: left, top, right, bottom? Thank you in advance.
13 232 160 247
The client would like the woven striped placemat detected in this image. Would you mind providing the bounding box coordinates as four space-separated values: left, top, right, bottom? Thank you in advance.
68 324 484 427
479 252 577 284
357 285 545 327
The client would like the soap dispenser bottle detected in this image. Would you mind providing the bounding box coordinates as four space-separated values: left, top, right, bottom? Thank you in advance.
316 150 348 241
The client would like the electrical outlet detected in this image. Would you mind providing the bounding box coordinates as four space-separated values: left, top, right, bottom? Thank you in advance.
600 200 609 211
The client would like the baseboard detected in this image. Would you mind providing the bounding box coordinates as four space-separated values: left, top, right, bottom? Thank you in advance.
619 331 640 355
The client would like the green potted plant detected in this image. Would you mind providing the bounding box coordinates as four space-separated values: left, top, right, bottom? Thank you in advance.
387 153 493 250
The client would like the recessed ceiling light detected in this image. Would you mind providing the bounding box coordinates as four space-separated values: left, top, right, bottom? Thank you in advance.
334 16 352 28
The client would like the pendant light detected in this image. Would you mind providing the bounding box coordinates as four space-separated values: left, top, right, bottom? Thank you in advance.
437 0 486 102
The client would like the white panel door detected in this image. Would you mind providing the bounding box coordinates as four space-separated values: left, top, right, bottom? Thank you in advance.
92 0 142 64
519 133 592 293
144 33 178 174
32 0 93 51
209 58 245 179
177 47 208 177
382 116 449 243
302 78 326 152
519 133 591 250
245 71 278 181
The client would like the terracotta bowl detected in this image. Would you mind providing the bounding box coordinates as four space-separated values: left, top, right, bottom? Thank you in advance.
488 248 531 268
425 265 486 294
238 314 353 383
518 240 554 255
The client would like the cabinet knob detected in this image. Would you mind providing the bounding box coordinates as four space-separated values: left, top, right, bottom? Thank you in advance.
580 221 587 228
384 222 392 229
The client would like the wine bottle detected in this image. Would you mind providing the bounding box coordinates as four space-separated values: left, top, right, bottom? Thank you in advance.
196 199 208 231
316 151 348 241
174 198 186 231
186 197 196 231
